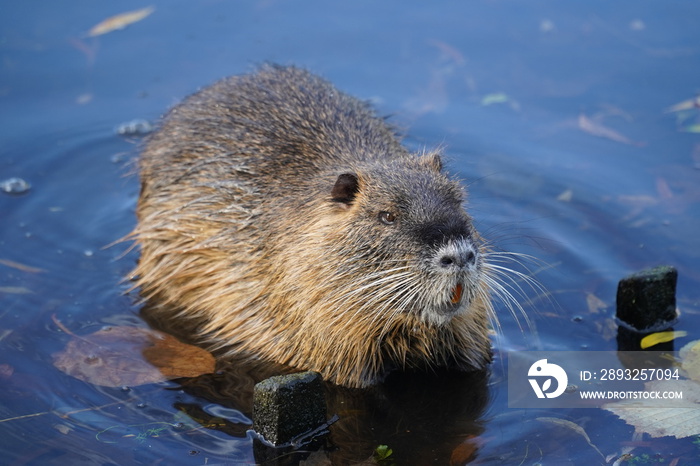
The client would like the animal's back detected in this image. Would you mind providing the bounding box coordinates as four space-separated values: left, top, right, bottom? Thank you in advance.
140 65 407 194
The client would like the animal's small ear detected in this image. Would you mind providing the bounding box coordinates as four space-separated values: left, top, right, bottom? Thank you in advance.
331 173 359 207
420 152 443 172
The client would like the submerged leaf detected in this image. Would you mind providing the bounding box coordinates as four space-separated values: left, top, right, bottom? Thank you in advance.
604 380 700 438
96 421 174 445
0 363 14 379
88 7 155 37
586 293 607 314
535 417 605 460
450 436 479 464
640 331 688 349
656 177 674 200
606 342 700 438
53 326 215 387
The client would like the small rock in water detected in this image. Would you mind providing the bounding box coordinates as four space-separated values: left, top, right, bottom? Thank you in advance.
115 119 153 136
1 177 31 195
616 265 678 331
252 371 326 446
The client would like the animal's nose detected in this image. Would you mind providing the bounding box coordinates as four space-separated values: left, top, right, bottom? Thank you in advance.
439 248 476 269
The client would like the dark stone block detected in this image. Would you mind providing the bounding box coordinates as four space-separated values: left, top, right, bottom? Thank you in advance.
252 371 326 446
616 265 677 332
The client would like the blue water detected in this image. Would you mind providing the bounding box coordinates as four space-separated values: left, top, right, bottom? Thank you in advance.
2 1 700 464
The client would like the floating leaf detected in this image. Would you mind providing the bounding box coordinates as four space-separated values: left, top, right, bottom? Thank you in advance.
76 93 93 105
618 195 658 207
428 39 466 66
88 6 155 37
605 343 700 438
0 287 32 295
682 124 700 133
679 340 700 382
53 326 215 387
665 97 700 114
481 93 509 106
0 259 44 274
480 92 520 111
557 189 573 202
640 331 688 349
374 444 393 461
578 114 644 147
54 424 73 435
604 379 700 438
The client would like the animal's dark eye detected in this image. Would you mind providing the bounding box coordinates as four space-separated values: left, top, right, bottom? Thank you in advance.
378 211 396 225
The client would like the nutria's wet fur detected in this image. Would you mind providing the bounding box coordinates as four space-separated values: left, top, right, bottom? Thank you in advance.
133 65 493 388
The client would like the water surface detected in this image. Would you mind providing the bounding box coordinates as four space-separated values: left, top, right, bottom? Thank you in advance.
2 1 699 464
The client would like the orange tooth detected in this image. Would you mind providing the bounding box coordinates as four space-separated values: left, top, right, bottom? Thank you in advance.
451 283 463 304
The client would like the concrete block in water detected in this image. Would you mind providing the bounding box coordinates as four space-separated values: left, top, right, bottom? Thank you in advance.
252 371 326 446
616 265 678 331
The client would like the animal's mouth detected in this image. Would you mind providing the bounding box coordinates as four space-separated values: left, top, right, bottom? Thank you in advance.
420 281 470 326
451 282 464 305
438 282 465 316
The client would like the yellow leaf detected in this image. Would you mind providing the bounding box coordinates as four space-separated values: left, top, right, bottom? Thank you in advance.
88 7 155 37
640 330 688 349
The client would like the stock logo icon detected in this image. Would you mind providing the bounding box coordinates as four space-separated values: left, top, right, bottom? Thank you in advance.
528 359 568 399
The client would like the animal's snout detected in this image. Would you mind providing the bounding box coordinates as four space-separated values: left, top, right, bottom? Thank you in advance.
436 240 477 271
439 248 476 269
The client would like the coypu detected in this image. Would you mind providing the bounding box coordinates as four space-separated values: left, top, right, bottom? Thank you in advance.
132 64 495 388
